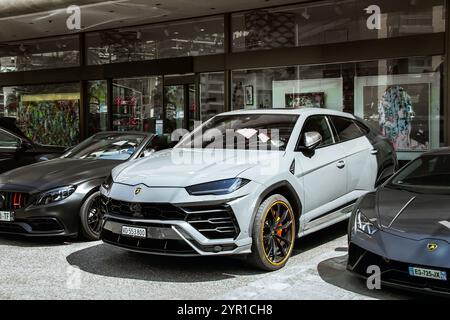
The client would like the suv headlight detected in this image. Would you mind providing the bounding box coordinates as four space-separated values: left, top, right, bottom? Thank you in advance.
355 208 378 235
186 178 250 196
33 186 76 206
102 174 113 191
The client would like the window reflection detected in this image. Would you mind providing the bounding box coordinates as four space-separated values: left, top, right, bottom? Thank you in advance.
232 0 445 52
231 56 443 160
0 36 79 73
87 16 224 65
112 77 163 132
87 80 109 135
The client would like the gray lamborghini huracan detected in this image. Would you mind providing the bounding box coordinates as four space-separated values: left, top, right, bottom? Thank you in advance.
347 148 450 296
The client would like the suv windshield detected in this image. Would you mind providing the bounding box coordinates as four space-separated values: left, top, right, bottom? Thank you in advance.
388 154 450 194
177 114 299 151
63 134 146 160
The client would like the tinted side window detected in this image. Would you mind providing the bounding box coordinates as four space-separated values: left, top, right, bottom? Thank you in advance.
299 116 334 148
0 130 19 148
355 121 370 135
330 117 365 142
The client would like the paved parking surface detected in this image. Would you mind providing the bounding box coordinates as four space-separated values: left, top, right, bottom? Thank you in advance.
0 221 426 300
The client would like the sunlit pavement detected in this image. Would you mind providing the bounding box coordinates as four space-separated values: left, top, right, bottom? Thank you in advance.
0 221 425 300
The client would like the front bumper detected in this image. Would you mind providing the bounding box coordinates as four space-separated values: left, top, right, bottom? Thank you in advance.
101 216 251 256
100 183 259 256
0 190 82 237
348 229 450 296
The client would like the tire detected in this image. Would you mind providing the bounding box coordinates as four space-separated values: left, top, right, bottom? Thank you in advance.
79 191 103 241
247 194 296 271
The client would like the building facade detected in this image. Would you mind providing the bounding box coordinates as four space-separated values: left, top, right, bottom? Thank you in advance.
0 0 448 161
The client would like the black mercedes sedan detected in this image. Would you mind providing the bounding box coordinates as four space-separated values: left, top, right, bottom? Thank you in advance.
0 117 65 174
348 148 450 296
0 131 163 240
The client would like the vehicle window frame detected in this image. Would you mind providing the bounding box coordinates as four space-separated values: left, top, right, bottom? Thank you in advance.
177 113 299 151
63 133 148 160
328 115 367 144
136 135 158 159
295 115 336 151
0 128 21 150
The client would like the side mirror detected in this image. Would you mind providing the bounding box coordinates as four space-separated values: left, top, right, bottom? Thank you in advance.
302 131 322 150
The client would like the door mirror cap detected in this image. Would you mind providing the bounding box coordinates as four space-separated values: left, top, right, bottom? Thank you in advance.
302 131 322 150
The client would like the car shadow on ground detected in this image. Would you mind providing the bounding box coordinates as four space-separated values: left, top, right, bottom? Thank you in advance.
317 254 433 300
291 220 348 257
0 234 80 247
67 244 263 282
65 221 351 283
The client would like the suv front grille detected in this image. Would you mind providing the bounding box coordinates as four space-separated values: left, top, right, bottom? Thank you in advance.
0 191 30 210
103 197 240 239
182 205 240 239
105 199 186 220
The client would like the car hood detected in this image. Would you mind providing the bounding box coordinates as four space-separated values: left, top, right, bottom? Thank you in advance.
113 148 283 187
0 158 122 192
376 187 450 242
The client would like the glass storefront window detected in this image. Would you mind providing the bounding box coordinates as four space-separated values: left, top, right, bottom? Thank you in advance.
86 16 224 65
0 36 79 72
231 56 443 160
87 80 109 136
164 85 186 134
200 72 225 122
112 77 163 132
232 0 445 52
1 83 80 146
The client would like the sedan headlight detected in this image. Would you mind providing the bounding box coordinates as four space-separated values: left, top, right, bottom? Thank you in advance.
33 186 76 206
186 178 250 196
102 174 113 191
355 208 378 235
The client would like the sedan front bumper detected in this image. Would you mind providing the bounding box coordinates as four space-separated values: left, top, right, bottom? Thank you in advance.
0 192 83 238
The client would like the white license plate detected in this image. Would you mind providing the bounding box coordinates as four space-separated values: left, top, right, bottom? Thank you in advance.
0 211 14 222
121 226 146 238
409 266 447 281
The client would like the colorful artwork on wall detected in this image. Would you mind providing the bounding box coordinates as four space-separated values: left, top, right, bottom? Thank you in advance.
363 84 430 151
285 92 325 109
17 99 80 147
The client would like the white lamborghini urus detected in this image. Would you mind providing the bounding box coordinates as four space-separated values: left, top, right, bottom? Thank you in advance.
100 109 397 271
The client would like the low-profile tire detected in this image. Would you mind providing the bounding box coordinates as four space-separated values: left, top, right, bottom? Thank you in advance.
79 191 103 241
247 194 296 271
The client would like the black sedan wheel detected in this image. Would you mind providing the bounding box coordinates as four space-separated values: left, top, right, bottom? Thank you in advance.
80 191 103 240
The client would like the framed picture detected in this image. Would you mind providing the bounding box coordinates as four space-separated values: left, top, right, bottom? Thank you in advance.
285 92 325 109
245 85 254 106
354 73 441 160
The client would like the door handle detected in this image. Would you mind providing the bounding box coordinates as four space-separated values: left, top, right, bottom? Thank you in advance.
336 160 346 169
371 149 378 155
